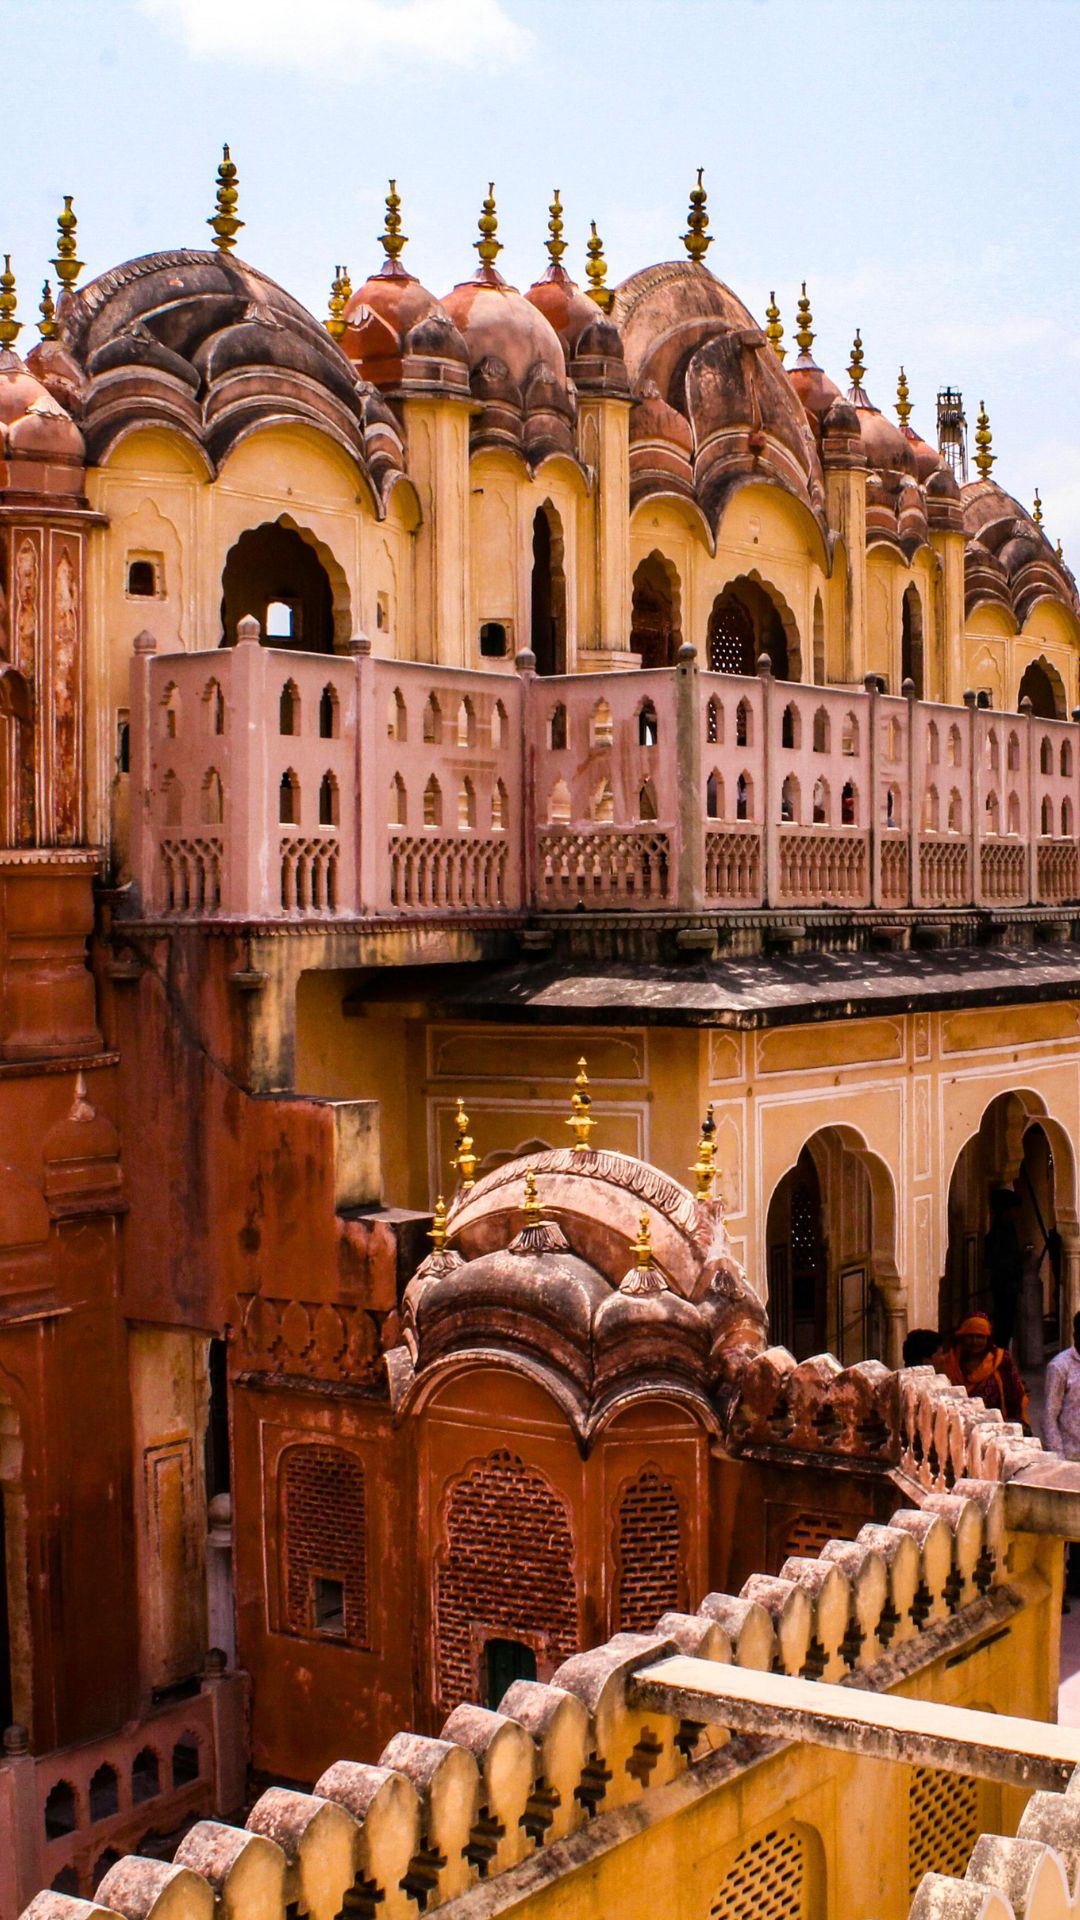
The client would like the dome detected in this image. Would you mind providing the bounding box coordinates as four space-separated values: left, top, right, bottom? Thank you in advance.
341 263 469 391
901 425 940 483
442 271 567 387
630 379 693 456
0 346 84 492
525 264 600 356
609 260 823 522
853 402 918 478
56 249 370 469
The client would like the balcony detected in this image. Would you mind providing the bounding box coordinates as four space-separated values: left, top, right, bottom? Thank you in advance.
127 634 1080 925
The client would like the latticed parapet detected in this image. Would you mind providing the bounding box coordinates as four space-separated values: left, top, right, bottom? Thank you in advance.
126 637 1080 923
14 1479 1044 1920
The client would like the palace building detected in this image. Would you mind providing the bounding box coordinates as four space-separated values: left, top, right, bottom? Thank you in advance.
3 154 1080 1920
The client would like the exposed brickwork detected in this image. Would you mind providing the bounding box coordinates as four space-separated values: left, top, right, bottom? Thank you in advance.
283 1444 368 1645
615 1466 684 1632
435 1450 577 1713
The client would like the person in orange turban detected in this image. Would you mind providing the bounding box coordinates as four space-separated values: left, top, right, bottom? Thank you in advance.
941 1311 1029 1426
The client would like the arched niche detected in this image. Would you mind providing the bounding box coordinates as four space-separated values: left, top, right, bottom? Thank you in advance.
1017 654 1067 719
219 518 349 651
530 500 567 676
630 551 683 668
764 1124 898 1363
707 573 801 681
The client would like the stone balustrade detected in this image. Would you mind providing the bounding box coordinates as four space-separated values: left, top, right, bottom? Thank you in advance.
731 1349 1048 1492
127 632 1080 923
15 1485 1014 1920
0 1673 246 1920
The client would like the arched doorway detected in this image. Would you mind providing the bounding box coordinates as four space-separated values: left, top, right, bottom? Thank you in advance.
707 577 797 680
943 1091 1075 1350
902 584 924 697
530 503 567 676
767 1147 826 1358
1017 657 1066 719
220 522 338 651
630 552 682 668
766 1127 895 1362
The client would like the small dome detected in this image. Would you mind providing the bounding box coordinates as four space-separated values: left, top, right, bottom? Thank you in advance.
0 347 84 470
405 309 469 364
901 426 940 483
788 358 841 425
342 264 450 386
855 403 918 478
822 396 860 436
442 272 567 388
927 461 960 499
526 264 599 356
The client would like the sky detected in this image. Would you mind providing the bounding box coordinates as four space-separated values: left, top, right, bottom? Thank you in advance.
5 0 1080 550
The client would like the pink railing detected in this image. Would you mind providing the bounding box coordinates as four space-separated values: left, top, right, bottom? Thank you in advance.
128 636 1080 921
0 1674 246 1920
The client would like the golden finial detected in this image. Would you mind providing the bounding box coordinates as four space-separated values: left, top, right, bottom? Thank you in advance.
848 329 866 391
522 1167 542 1229
566 1056 596 1152
452 1097 477 1190
974 400 995 480
208 144 243 256
794 281 815 357
474 182 502 271
326 266 348 340
37 278 58 342
1057 537 1064 562
689 1103 717 1201
1033 488 1043 528
340 265 352 302
618 1208 668 1295
52 196 82 294
682 167 712 263
429 1194 449 1254
0 258 21 349
765 291 785 362
546 189 567 268
896 366 912 428
585 222 612 312
379 180 407 266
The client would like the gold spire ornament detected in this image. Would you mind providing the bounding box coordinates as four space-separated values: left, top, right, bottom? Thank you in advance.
208 144 243 255
682 168 712 263
1033 488 1043 528
765 292 785 362
546 189 567 268
37 279 58 342
452 1097 477 1190
585 222 612 311
689 1104 717 1201
379 180 407 267
896 366 912 428
474 183 502 272
508 1165 569 1256
974 401 995 480
326 266 348 340
619 1209 668 1296
848 329 866 392
52 196 83 294
0 258 21 349
794 281 815 358
429 1194 450 1255
1057 537 1065 562
340 265 353 302
566 1057 596 1152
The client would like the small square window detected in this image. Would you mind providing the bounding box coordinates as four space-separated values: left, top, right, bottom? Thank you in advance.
126 555 163 598
312 1576 345 1636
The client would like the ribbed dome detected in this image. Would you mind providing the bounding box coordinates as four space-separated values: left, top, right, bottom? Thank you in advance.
342 264 443 382
525 264 598 357
0 347 84 489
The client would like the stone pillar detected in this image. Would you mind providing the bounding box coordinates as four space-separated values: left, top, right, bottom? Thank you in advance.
822 422 869 684
1060 1227 1080 1342
0 1724 39 1917
577 395 633 664
879 1280 908 1370
675 642 703 911
401 396 471 667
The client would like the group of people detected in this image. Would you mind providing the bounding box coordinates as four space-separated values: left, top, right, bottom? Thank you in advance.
902 1316 1031 1426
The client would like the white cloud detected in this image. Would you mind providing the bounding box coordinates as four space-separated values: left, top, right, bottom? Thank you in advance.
137 0 535 76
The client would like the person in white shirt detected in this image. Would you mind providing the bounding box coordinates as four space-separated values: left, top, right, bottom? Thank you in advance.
1044 1313 1080 1606
1045 1313 1080 1459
